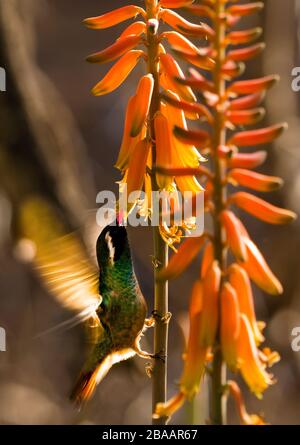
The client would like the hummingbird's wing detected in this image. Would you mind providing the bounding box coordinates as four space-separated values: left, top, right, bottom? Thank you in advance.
35 233 101 327
18 197 103 340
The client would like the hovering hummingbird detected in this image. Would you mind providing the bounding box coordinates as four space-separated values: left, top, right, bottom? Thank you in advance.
19 198 156 407
70 223 156 406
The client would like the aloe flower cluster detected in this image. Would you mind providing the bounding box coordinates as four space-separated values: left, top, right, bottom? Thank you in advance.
154 0 296 424
83 0 213 245
84 0 296 425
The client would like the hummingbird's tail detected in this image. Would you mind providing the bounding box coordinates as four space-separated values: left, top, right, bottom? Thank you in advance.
70 369 99 407
70 348 136 407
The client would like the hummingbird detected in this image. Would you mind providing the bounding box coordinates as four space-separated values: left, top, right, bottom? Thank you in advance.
19 198 156 407
70 223 155 406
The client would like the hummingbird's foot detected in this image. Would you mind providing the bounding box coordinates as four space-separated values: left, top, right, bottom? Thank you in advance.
151 256 162 269
134 341 155 360
144 317 156 328
151 310 172 325
134 342 166 363
151 350 167 363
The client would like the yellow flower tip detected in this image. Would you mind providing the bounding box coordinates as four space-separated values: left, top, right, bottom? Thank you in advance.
238 314 274 398
257 320 266 332
153 392 185 420
159 224 183 250
241 238 283 296
248 414 268 426
260 347 281 368
228 264 265 345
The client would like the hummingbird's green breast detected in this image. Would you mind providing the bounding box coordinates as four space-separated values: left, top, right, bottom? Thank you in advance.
96 225 147 349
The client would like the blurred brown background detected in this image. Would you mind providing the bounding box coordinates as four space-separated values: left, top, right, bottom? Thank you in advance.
0 0 299 425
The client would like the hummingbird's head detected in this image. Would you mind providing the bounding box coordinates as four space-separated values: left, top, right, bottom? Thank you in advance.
96 224 131 270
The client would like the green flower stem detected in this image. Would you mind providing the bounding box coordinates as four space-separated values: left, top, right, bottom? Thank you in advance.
210 0 228 425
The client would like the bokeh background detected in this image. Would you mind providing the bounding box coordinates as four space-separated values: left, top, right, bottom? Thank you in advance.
0 0 299 425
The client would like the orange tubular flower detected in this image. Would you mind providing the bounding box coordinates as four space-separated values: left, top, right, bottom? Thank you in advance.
161 91 213 122
160 0 194 8
199 261 221 347
227 3 264 18
201 241 214 279
173 126 210 147
228 169 283 192
229 92 265 110
126 139 151 196
115 96 140 171
220 283 240 371
86 35 143 64
228 123 287 147
119 21 147 39
227 43 265 63
220 210 247 262
154 112 174 190
228 264 264 344
228 151 267 169
226 28 262 45
158 235 206 281
228 75 279 95
237 314 274 398
91 51 145 96
227 108 265 126
154 279 208 419
83 6 146 29
229 192 296 225
163 31 203 55
241 238 283 296
179 281 207 396
131 74 154 137
160 53 197 102
159 9 215 39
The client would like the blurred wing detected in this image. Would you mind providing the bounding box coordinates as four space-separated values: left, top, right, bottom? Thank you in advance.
19 197 102 339
35 233 101 320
